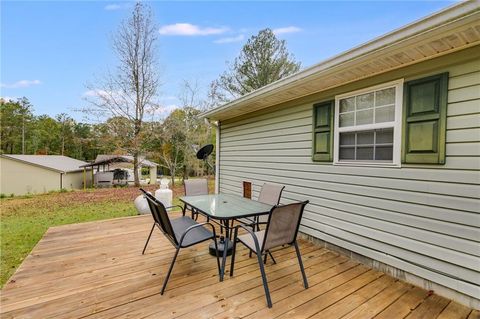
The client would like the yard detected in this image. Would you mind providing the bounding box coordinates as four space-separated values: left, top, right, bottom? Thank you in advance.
0 180 213 287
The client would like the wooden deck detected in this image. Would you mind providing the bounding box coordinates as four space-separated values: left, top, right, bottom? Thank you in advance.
1 214 477 319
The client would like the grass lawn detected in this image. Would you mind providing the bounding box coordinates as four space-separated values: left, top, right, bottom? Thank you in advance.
0 180 213 287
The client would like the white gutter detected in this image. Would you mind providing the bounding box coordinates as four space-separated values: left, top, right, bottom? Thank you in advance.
214 121 220 194
202 0 479 120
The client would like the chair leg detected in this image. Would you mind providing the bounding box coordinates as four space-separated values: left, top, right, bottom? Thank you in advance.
294 241 308 289
161 246 180 295
192 208 199 220
255 248 272 308
213 234 221 281
249 250 253 258
142 223 155 255
268 251 276 264
264 252 268 264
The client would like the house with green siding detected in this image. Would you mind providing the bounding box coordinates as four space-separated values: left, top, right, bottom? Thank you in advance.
203 1 480 309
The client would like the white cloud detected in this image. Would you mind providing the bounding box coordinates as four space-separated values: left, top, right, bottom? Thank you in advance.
159 23 228 36
272 26 302 35
0 96 18 102
161 104 179 113
0 80 41 89
104 3 129 11
83 89 110 98
214 34 244 44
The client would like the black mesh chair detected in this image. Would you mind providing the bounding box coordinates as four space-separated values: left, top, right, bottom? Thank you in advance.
139 189 221 294
230 201 309 308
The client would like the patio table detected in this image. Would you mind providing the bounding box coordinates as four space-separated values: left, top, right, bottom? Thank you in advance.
179 193 273 280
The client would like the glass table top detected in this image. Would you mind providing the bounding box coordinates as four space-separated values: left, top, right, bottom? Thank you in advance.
179 194 273 220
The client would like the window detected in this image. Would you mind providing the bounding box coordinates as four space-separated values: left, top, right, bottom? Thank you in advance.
333 80 403 166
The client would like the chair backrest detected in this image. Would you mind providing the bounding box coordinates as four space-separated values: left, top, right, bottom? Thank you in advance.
257 183 285 205
184 179 208 196
262 201 309 251
140 189 178 246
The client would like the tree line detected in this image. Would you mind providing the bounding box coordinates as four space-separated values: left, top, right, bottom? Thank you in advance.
0 97 212 184
1 2 300 186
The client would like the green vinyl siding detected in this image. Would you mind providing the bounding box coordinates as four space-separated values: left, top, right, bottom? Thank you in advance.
218 51 480 302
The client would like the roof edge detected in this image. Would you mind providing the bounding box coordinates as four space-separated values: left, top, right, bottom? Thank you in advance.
0 154 91 173
202 1 479 120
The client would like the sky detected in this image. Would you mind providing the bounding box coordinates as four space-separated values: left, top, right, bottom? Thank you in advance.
1 0 456 121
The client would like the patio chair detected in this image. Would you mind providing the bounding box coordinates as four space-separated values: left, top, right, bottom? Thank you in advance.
183 179 209 220
230 201 309 308
237 183 285 231
139 188 221 294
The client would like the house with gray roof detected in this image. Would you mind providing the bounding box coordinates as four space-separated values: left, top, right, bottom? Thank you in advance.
0 155 92 195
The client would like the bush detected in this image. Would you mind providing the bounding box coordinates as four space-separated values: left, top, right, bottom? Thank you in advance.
0 194 6 199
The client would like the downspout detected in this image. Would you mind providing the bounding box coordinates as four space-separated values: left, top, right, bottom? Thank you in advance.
214 120 220 194
60 172 63 190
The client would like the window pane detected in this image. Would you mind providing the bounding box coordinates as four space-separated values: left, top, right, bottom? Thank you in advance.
340 112 354 127
356 109 373 125
376 128 394 144
340 97 355 113
375 145 393 160
357 131 374 145
375 88 395 106
340 132 355 145
339 147 355 160
357 146 374 160
356 92 374 110
375 105 395 123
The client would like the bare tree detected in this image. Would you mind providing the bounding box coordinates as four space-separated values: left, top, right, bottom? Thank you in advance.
84 2 160 186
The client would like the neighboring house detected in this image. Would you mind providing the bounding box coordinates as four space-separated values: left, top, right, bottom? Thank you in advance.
82 154 158 185
0 155 92 195
204 2 480 309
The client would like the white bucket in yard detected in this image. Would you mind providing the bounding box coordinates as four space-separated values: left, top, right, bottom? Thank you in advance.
155 178 172 209
134 192 151 215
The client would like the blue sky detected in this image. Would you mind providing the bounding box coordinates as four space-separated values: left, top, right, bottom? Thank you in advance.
1 0 455 121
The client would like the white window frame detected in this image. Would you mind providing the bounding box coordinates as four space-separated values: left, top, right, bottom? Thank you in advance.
333 79 404 167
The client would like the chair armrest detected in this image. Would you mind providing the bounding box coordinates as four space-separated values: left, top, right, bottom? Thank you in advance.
178 222 216 246
234 224 262 253
165 205 184 212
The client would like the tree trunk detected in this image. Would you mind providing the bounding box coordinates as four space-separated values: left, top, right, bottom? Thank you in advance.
133 153 140 187
170 167 175 187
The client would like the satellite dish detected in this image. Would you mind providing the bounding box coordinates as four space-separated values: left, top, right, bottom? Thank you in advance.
196 144 215 174
196 144 214 160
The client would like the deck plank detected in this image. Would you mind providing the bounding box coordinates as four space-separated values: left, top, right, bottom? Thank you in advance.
0 215 474 319
437 301 473 319
406 294 451 319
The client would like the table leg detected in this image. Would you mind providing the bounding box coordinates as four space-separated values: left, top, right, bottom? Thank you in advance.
220 236 228 281
219 219 234 281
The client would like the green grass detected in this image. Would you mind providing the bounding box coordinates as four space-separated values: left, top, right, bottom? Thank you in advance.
0 199 137 286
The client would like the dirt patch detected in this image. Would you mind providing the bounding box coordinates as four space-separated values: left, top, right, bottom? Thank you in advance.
0 184 187 216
